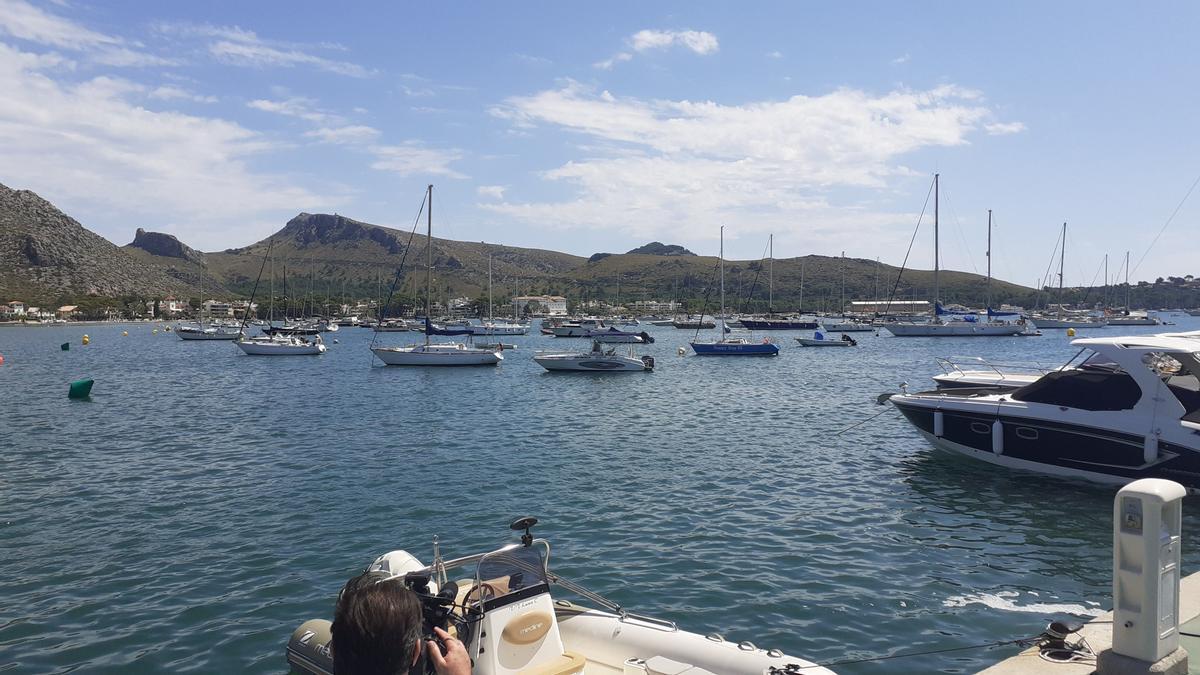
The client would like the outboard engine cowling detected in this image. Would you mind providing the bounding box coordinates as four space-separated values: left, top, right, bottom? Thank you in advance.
641 356 655 370
286 619 334 675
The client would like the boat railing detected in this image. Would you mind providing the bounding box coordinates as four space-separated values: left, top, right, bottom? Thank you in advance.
935 356 1055 378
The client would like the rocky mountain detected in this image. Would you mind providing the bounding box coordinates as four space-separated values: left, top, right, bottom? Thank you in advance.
626 242 695 256
0 183 194 301
128 228 203 263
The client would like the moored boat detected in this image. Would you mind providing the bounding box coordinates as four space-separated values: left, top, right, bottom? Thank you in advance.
534 340 653 372
236 333 326 355
885 333 1200 490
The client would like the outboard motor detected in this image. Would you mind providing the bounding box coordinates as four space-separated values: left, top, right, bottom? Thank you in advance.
641 355 655 370
286 619 335 675
639 331 655 344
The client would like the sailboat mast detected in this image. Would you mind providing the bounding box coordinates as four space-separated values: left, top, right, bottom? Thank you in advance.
426 184 433 346
933 173 940 318
768 233 774 313
1057 222 1067 319
1125 250 1131 309
719 226 726 330
839 251 845 316
1104 253 1109 309
986 209 992 310
799 261 805 313
488 253 493 321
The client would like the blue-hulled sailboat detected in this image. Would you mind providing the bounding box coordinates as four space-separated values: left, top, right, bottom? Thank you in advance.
690 227 780 356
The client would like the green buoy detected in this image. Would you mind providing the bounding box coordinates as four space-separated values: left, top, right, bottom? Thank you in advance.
61 342 70 351
68 378 94 399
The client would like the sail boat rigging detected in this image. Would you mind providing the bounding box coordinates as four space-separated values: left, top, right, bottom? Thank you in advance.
884 175 1025 336
1029 223 1107 329
371 185 503 366
689 227 779 356
737 234 818 331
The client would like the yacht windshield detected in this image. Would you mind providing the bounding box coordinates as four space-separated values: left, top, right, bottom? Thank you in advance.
1077 349 1122 373
451 543 551 609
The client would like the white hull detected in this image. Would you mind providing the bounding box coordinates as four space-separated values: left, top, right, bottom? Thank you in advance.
371 343 502 366
467 323 529 335
931 370 1040 389
819 322 874 332
796 337 852 347
1029 318 1107 329
236 339 325 355
534 353 649 371
884 322 1025 336
178 328 241 341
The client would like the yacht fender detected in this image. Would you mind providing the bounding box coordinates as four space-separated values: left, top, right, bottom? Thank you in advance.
992 420 1004 455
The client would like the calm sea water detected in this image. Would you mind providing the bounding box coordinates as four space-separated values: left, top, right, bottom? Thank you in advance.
3 316 1200 673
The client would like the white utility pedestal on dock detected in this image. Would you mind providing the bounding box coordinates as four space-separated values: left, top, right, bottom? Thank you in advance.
979 479 1192 675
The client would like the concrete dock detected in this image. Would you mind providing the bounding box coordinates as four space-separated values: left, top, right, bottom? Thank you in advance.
980 570 1200 674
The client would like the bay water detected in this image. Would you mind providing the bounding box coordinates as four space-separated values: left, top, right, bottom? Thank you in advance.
3 316 1199 673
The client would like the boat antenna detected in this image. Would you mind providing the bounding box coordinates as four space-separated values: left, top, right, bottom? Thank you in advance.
236 236 274 338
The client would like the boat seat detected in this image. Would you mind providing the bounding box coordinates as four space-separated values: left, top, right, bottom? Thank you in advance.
518 650 586 675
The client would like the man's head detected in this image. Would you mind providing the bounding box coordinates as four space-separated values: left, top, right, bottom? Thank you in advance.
332 571 425 675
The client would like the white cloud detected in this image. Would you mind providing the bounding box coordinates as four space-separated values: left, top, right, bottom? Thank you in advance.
476 185 506 200
154 21 371 78
596 28 718 69
368 143 467 179
985 121 1026 135
247 96 336 124
630 29 719 55
767 50 783 59
892 53 911 65
0 41 331 248
487 82 1018 245
305 125 380 145
149 84 217 104
594 52 632 71
0 0 173 68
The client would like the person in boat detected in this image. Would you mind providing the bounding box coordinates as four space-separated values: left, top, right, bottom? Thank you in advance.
331 571 471 675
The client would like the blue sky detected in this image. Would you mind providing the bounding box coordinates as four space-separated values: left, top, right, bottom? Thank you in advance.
0 1 1196 288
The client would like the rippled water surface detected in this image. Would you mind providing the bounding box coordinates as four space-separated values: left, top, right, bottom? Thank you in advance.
3 317 1200 673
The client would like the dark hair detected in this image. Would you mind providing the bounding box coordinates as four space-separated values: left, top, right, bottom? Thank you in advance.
332 571 425 675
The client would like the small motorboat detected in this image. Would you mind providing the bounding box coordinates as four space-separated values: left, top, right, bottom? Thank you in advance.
286 518 832 675
587 327 655 344
534 341 653 372
796 331 856 347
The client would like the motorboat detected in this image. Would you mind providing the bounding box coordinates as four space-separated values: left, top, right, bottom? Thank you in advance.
819 318 874 332
1029 316 1107 329
177 323 241 341
931 355 1052 391
672 316 716 329
796 331 856 347
550 318 607 337
690 227 780 356
285 518 831 675
648 318 676 327
885 333 1200 490
1106 312 1160 326
467 321 530 336
236 333 326 355
534 341 653 372
586 327 655 344
374 318 412 332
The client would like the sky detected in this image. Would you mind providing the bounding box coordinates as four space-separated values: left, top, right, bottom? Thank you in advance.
0 0 1197 288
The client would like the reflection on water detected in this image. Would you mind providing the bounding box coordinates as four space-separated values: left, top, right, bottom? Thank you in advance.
1 317 1198 673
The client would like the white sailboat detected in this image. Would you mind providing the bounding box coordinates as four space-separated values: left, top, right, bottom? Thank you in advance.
371 185 503 366
468 253 530 335
885 177 1025 337
1029 222 1107 329
534 339 653 372
235 242 326 355
178 260 241 340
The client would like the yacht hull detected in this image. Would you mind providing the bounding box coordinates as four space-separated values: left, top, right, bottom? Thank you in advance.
739 319 818 330
884 322 1025 336
236 341 325 355
178 329 240 341
370 345 502 366
1029 318 1107 329
690 341 779 355
534 355 649 371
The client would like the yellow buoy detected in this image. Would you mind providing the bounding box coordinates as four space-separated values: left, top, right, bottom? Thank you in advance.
82 334 90 345
122 331 128 336
1066 327 1076 337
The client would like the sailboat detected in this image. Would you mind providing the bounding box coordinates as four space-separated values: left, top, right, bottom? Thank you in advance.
178 260 241 340
371 185 503 366
1029 223 1107 329
690 227 779 355
738 234 818 330
468 253 529 335
235 241 327 355
820 252 874 332
884 175 1025 336
1107 251 1161 326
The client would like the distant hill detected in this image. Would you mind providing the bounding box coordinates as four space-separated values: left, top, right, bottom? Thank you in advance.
626 242 695 256
0 183 193 301
5 183 1191 312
